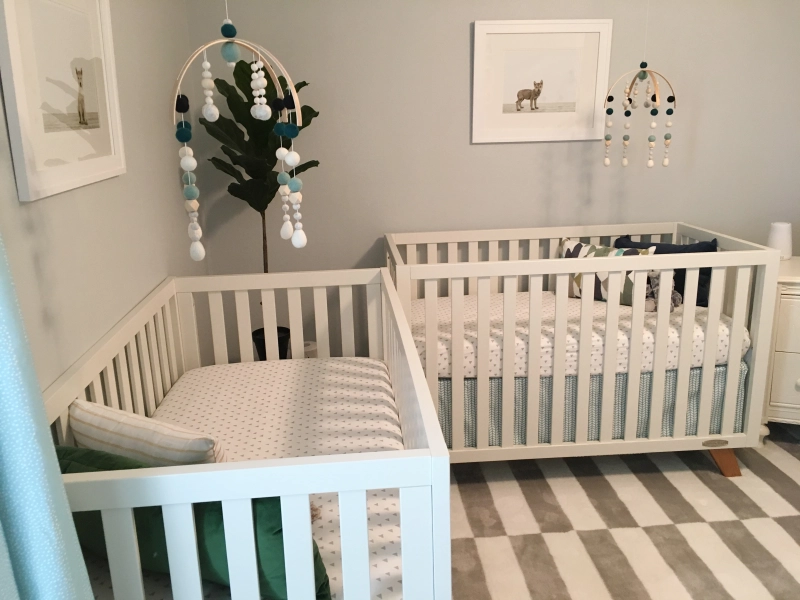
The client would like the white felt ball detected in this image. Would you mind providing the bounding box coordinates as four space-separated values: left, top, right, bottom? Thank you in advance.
223 18 232 24
250 80 259 90
283 214 291 221
647 159 654 168
644 100 651 108
631 101 638 108
251 62 258 71
204 90 214 97
256 60 264 69
662 158 670 167
250 105 259 118
280 220 293 239
202 104 220 122
650 121 657 129
202 70 212 79
285 151 300 167
606 120 613 128
189 241 206 261
633 89 639 96
202 61 211 70
180 156 198 172
276 147 289 161
289 192 302 203
282 204 290 212
201 78 215 90
603 157 611 166
666 121 673 128
291 229 307 249
278 185 290 196
622 158 629 167
624 122 631 130
624 87 630 95
227 62 235 68
205 97 214 105
623 100 630 108
251 73 258 80
255 105 270 120
185 199 199 212
293 212 302 220
262 105 272 120
188 223 202 241
258 77 268 89
292 204 300 211
179 146 194 158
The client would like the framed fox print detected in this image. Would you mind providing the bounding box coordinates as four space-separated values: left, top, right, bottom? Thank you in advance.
472 20 613 143
0 0 125 202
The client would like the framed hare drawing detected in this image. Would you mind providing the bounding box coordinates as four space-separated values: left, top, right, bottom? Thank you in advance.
472 20 612 143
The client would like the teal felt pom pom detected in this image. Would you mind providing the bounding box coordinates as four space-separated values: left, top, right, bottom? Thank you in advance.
183 185 200 200
221 23 237 38
177 121 192 130
650 108 658 116
288 177 303 192
221 42 240 63
604 134 612 141
277 171 290 185
273 122 286 136
664 133 672 140
648 135 656 142
182 172 197 185
284 123 299 139
623 134 630 141
638 70 647 80
176 128 192 143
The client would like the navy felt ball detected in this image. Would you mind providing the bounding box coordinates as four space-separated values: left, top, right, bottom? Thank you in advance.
176 128 192 143
606 108 613 115
650 108 658 116
640 61 648 68
283 91 296 109
624 110 632 117
273 122 286 136
284 123 299 139
221 23 237 38
666 108 674 115
175 94 189 113
667 95 675 103
269 97 285 112
277 171 291 185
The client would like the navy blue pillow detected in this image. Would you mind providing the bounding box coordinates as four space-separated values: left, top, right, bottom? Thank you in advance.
614 236 718 307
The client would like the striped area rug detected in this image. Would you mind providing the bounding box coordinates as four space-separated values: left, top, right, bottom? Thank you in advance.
451 423 800 600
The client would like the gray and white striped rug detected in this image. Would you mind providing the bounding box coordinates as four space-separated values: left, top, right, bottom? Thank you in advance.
451 423 800 600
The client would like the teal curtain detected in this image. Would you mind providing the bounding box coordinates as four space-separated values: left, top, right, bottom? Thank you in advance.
0 233 92 598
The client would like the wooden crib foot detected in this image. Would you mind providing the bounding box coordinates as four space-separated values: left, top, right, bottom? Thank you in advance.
709 449 741 477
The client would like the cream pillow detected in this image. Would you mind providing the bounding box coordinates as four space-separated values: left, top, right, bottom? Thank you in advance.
69 400 225 466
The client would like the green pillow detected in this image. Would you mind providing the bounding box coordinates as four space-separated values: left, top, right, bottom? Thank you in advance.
57 446 331 600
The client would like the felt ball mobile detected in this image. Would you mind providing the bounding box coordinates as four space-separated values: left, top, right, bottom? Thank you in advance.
171 11 308 261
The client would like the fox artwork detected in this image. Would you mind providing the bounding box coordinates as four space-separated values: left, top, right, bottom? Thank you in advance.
516 80 543 111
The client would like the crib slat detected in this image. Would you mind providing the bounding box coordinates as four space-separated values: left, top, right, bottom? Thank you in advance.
221 499 260 597
425 279 439 403
103 362 120 410
600 272 622 442
400 486 434 599
260 289 281 361
502 276 517 447
177 292 200 372
631 235 641 242
698 267 726 436
234 290 254 363
146 320 165 406
406 244 419 300
551 274 569 445
447 242 458 296
576 274 594 444
154 310 172 393
508 240 521 291
477 276 490 449
674 268 700 438
117 350 134 413
89 374 103 404
162 503 203 599
427 242 437 265
339 490 370 599
101 508 145 600
339 286 356 358
280 495 316 599
547 239 559 291
164 298 182 381
468 241 478 295
527 276 543 445
136 329 157 416
649 270 675 438
312 287 330 359
625 271 648 441
367 282 383 360
722 266 751 435
529 239 540 260
208 291 229 365
56 408 73 446
287 288 305 360
590 236 601 246
489 240 499 293
451 278 466 451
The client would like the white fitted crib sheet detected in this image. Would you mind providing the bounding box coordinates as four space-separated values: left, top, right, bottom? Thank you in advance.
409 291 751 378
151 357 405 461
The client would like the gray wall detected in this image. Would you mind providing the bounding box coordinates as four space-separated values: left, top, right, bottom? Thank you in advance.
186 0 800 276
0 0 204 390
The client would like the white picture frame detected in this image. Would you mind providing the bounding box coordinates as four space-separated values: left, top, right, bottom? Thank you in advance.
472 19 613 144
0 0 125 202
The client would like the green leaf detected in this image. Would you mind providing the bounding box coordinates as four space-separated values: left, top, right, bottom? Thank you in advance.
227 174 280 213
298 105 319 130
233 59 254 100
221 145 270 180
199 115 246 154
288 160 320 177
208 157 245 184
293 81 309 94
215 79 253 130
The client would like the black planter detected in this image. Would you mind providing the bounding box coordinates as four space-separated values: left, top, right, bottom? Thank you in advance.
252 326 291 360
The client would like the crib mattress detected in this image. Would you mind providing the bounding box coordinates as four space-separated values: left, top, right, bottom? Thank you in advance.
409 291 751 378
151 357 405 461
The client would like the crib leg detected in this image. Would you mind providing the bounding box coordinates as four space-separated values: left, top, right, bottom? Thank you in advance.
709 449 741 477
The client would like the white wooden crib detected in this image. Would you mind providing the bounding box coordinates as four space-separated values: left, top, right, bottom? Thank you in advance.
43 268 450 599
386 223 779 469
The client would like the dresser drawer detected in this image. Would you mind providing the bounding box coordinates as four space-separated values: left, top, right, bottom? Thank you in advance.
771 352 800 408
776 297 800 353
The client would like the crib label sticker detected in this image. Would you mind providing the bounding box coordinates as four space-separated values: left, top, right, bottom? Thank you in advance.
702 439 729 448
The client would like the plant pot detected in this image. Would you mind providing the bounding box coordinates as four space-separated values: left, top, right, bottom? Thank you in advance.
252 327 290 360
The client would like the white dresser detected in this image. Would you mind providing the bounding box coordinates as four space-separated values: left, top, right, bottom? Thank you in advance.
767 257 800 424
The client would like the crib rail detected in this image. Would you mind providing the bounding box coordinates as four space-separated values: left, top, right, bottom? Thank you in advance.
389 225 779 462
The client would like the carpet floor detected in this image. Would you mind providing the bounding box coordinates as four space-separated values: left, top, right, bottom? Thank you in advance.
451 422 800 600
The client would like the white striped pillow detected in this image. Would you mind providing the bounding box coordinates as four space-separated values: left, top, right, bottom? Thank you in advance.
69 400 226 467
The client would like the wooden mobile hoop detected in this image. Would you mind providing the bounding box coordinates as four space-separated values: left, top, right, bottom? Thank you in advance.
173 18 308 262
602 62 677 169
